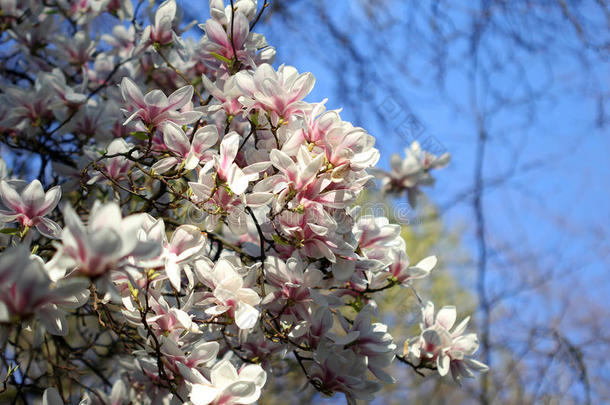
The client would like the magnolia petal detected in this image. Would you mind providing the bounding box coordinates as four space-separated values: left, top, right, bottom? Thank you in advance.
235 302 259 330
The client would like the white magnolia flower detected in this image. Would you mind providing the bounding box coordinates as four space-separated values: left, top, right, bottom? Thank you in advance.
378 141 450 206
0 245 89 336
0 179 62 238
187 359 267 405
198 258 260 330
53 202 160 278
407 301 489 382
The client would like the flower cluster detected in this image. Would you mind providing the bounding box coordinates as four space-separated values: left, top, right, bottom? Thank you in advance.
377 140 451 206
405 302 489 383
0 0 486 403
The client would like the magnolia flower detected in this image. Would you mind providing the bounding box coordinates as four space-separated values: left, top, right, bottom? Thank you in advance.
142 0 177 46
86 138 137 183
53 202 160 278
0 245 89 336
234 64 315 124
261 255 323 321
160 336 219 376
153 122 218 174
187 359 267 405
0 78 58 136
379 141 450 206
201 75 243 117
202 9 250 64
208 131 269 195
198 258 260 330
42 68 87 110
0 179 62 238
324 124 379 171
262 146 361 213
386 250 436 285
120 77 201 128
309 341 382 404
200 1 273 70
406 302 489 382
144 292 195 336
274 203 353 263
332 305 396 383
163 224 206 290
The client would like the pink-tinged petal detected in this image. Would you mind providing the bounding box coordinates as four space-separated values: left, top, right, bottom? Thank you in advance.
289 72 315 102
163 122 190 156
317 189 356 208
174 308 193 330
298 154 324 187
38 185 61 216
453 334 480 355
174 110 203 125
331 330 360 345
332 258 355 281
21 180 46 215
269 149 297 180
88 227 122 261
231 11 250 49
122 109 144 126
35 217 62 239
170 225 203 260
109 380 127 405
242 161 271 178
436 306 457 330
219 133 240 171
234 70 257 96
0 212 19 222
0 180 23 211
117 213 149 255
236 288 261 306
192 125 219 154
464 358 489 372
184 154 200 171
201 74 225 100
189 181 215 201
62 204 86 240
152 157 180 174
143 89 168 108
120 77 145 108
204 19 231 49
167 85 194 110
54 284 90 309
89 202 122 232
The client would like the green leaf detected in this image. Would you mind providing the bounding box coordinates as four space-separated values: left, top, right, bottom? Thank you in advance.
131 131 149 141
210 52 232 65
0 228 20 235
